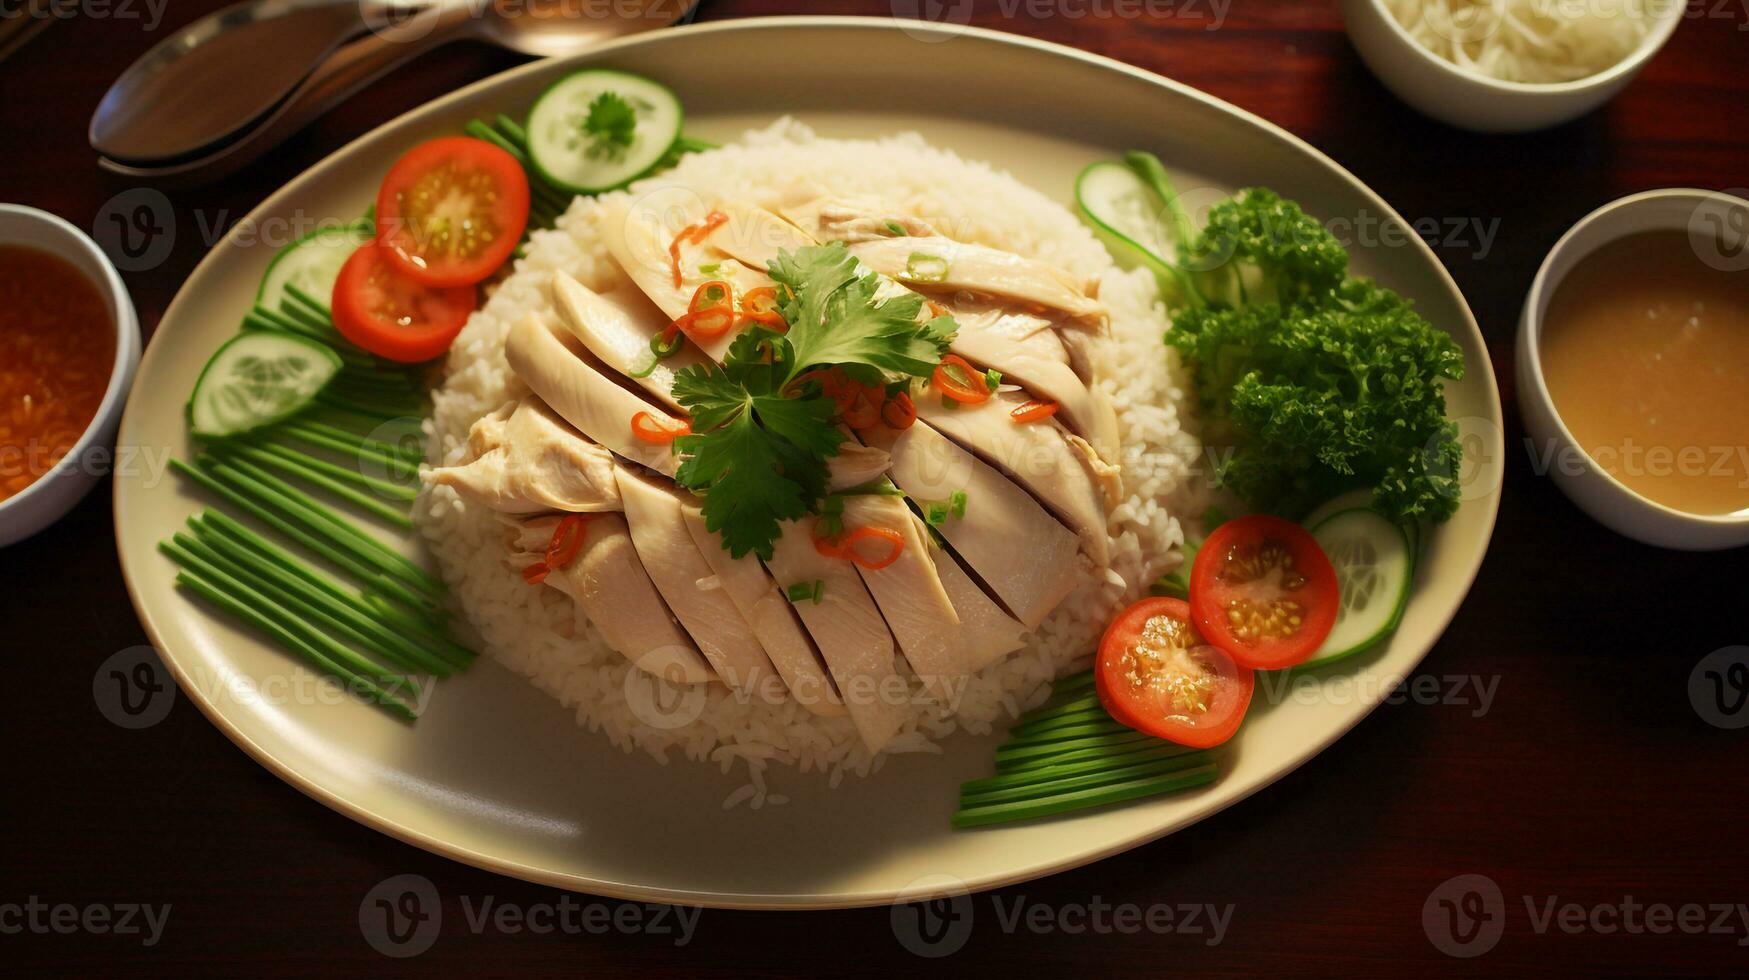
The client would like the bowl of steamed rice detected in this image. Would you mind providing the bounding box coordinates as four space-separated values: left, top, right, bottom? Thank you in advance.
415 120 1204 796
1341 0 1685 132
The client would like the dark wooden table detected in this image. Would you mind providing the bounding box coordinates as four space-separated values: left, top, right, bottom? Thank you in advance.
4 2 1746 976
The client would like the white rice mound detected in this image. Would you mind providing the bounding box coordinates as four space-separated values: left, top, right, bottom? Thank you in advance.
415 119 1204 801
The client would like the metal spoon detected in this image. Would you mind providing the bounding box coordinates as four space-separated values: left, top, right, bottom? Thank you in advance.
92 0 696 168
90 0 397 164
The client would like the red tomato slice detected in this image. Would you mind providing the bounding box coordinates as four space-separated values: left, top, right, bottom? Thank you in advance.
1095 597 1253 748
375 136 529 288
331 242 475 363
1188 514 1339 670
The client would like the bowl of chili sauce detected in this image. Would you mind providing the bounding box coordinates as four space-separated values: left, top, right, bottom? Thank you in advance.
0 204 141 547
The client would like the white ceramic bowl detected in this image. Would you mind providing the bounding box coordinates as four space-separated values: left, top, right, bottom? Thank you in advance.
0 205 141 548
1517 188 1749 550
1339 0 1684 132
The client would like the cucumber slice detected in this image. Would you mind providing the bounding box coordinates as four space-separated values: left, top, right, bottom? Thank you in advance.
1303 507 1412 667
525 69 682 194
255 220 370 312
188 333 342 439
1076 156 1201 306
1076 161 1179 274
1302 487 1421 571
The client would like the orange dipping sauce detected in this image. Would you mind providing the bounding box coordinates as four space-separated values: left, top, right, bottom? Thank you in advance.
1541 230 1749 516
0 245 117 501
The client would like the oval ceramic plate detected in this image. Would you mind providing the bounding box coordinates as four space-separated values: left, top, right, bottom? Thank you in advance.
115 17 1502 909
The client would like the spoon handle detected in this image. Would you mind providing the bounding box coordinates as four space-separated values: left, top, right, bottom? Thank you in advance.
102 7 478 185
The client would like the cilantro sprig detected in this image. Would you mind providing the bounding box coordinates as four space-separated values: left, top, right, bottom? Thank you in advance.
673 244 956 559
582 92 637 159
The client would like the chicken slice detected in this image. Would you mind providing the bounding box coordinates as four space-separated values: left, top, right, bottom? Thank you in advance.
596 195 773 361
780 196 938 244
838 493 966 698
613 467 783 702
867 420 1082 629
503 314 682 479
702 203 817 272
845 236 1106 322
923 525 1028 671
947 305 1121 460
549 272 707 411
426 399 622 515
764 519 909 752
679 501 845 717
827 441 893 491
507 514 714 685
914 391 1112 567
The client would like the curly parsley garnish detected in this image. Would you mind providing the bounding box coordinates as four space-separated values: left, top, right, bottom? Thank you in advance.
1159 183 1466 523
582 91 637 159
672 244 956 559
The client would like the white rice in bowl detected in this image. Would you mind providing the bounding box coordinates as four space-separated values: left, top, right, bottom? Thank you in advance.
415 119 1204 802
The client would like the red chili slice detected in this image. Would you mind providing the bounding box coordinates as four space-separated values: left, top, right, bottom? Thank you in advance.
1010 399 1060 423
933 354 990 404
630 411 691 445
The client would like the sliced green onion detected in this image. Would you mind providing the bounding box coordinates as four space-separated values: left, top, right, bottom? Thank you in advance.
173 569 420 723
697 262 720 275
924 502 949 527
983 369 1002 391
884 220 906 237
950 490 968 518
626 352 661 379
219 444 412 529
177 529 449 677
905 252 949 283
960 750 1213 807
811 580 825 604
960 743 1199 795
649 329 684 360
249 441 417 501
952 764 1217 829
786 582 813 603
160 540 422 709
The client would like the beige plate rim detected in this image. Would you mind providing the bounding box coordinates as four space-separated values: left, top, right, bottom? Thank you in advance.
114 15 1502 910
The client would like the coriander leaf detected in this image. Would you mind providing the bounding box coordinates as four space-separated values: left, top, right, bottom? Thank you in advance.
768 243 956 380
670 350 839 559
674 407 824 560
582 92 637 158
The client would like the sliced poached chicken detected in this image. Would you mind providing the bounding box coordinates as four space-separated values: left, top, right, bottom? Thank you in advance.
428 399 622 515
507 514 714 685
613 466 783 702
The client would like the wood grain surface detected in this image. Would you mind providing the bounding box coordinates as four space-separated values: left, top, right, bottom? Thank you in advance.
2 2 1746 976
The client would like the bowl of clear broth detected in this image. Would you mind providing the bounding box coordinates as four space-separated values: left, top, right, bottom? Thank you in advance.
1518 188 1749 550
0 204 141 547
